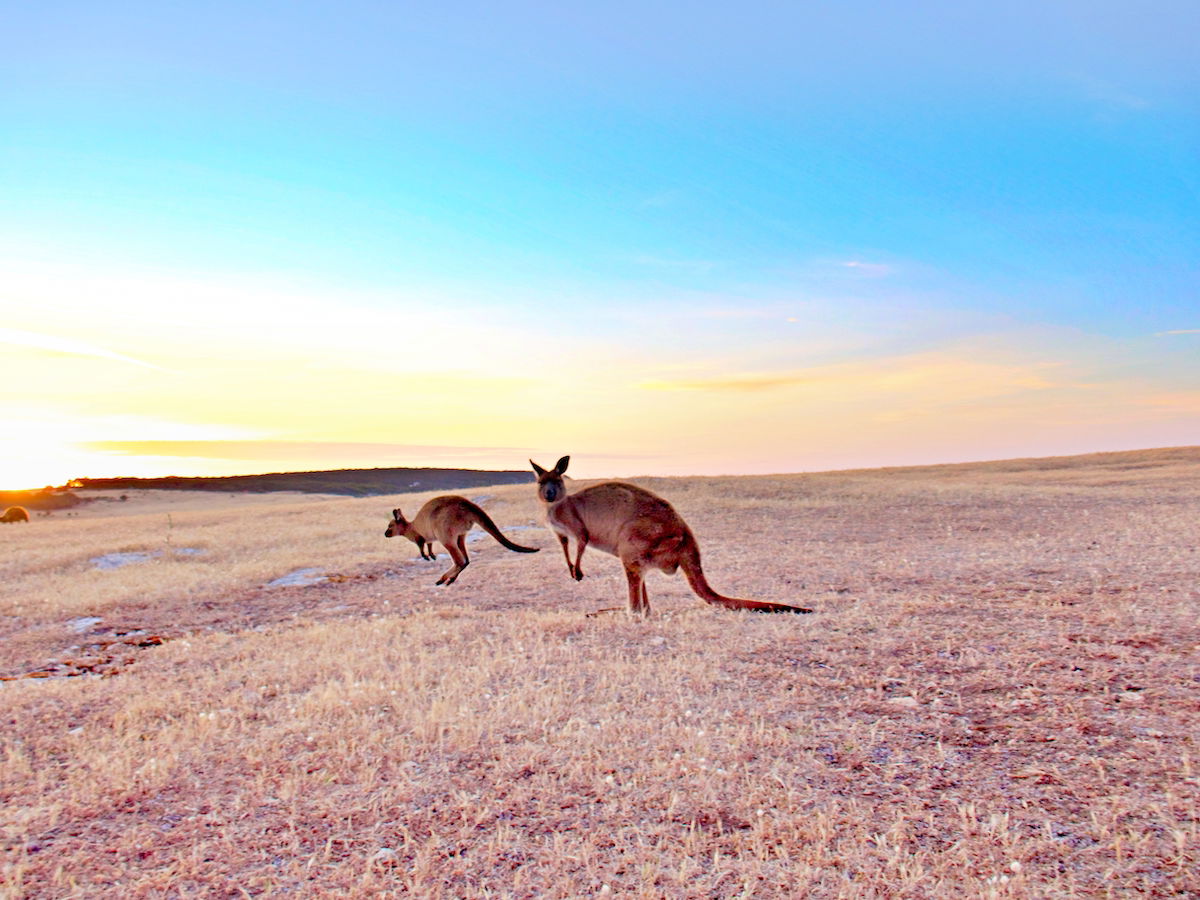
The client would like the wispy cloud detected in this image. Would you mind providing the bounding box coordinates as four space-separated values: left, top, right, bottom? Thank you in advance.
1072 75 1153 112
641 372 815 392
638 189 686 209
1140 391 1200 413
1155 329 1200 336
0 327 164 370
638 351 1063 399
625 253 719 275
840 260 892 277
694 306 780 320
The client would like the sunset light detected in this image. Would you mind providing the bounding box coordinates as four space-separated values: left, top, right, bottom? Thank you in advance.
4 6 1200 895
3 1 1197 490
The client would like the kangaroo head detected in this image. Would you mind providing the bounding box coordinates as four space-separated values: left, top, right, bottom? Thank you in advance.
530 456 570 503
385 508 411 538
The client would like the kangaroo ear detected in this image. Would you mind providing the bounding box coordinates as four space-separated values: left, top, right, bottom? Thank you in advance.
530 459 547 477
554 455 570 475
392 508 403 520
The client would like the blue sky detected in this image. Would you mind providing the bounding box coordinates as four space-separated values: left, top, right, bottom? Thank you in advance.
2 1 1197 486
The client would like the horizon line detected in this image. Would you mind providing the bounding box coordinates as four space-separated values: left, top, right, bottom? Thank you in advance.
5 443 1196 494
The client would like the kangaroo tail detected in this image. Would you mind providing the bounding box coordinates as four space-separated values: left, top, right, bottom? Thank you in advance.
680 547 812 614
468 503 540 553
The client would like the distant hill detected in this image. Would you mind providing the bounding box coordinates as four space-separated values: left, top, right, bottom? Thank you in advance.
68 467 535 498
0 487 84 513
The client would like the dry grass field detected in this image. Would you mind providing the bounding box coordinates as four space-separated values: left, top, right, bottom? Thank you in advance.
2 448 1198 898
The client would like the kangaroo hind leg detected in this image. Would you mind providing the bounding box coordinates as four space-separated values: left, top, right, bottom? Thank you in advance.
436 536 469 585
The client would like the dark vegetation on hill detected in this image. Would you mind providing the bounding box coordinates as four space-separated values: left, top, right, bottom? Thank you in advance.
0 487 83 512
68 466 535 498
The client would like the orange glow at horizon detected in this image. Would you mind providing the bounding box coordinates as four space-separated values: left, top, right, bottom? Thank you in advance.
3 266 1197 491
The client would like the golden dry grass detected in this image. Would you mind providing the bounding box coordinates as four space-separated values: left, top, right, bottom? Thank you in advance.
2 448 1198 898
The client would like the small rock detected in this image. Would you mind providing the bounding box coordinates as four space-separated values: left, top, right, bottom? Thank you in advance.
887 696 920 708
372 847 400 866
268 568 327 587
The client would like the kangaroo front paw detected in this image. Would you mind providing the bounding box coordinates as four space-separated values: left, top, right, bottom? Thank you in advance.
573 568 584 581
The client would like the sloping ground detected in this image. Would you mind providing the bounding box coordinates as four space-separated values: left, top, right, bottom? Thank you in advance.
826 444 1200 485
1 448 1197 897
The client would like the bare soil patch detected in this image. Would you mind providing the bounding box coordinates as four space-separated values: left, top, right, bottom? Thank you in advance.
2 448 1198 897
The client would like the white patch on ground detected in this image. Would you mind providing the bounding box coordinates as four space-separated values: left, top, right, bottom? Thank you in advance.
91 551 161 569
268 568 328 587
67 616 103 633
91 548 207 569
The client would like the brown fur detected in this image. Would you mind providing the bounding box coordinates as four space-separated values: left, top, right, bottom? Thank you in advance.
531 456 812 616
1 506 29 524
384 495 538 585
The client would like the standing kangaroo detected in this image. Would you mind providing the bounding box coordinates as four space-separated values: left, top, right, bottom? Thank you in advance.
530 456 812 616
385 496 539 585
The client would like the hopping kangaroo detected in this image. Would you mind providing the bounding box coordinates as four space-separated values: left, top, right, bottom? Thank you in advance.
531 456 812 616
384 496 538 585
